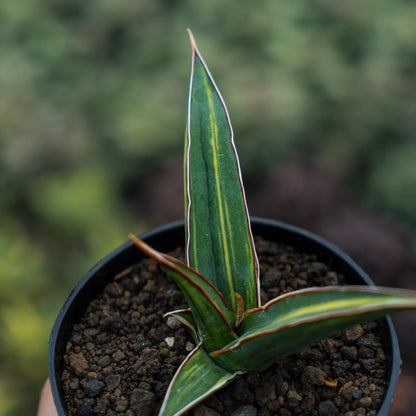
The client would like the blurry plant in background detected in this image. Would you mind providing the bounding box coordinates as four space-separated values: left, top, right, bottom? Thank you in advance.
1 1 416 415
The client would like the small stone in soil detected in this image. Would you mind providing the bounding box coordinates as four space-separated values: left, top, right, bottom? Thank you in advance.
94 398 108 413
320 338 339 353
112 350 126 362
130 388 156 416
255 382 276 406
133 335 151 353
82 379 104 397
232 379 254 404
100 310 124 330
166 316 181 330
115 398 129 412
69 352 89 377
318 399 338 416
105 374 120 389
302 392 316 412
193 404 221 416
360 359 377 373
332 359 351 377
301 365 326 385
344 325 364 342
262 269 282 289
78 399 95 416
286 389 302 409
185 341 194 351
230 405 258 416
351 387 363 400
69 379 79 390
359 397 373 408
164 336 175 347
341 346 358 361
98 355 111 367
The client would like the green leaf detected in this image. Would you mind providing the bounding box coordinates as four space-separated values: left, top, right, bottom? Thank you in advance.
159 344 244 416
164 309 200 343
129 235 236 352
210 286 416 372
185 30 259 312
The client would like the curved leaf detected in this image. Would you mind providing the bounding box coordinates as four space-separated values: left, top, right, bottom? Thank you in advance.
164 309 200 343
129 234 236 352
211 286 416 372
159 344 244 416
185 30 260 312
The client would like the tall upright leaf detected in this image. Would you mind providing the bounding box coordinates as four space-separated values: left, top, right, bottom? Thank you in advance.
185 30 259 312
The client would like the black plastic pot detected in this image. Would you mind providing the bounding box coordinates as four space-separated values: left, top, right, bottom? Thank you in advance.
49 218 401 415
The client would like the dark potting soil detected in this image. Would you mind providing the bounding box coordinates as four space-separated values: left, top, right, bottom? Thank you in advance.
62 237 388 416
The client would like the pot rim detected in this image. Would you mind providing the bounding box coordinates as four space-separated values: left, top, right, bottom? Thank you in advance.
49 217 401 416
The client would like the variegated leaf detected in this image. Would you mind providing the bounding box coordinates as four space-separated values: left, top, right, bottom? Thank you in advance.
210 286 416 372
185 30 259 312
129 235 236 352
159 344 244 416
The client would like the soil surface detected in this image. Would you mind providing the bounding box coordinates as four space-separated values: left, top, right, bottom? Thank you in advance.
62 237 388 416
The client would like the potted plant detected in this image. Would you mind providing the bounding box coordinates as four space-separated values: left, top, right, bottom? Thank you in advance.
49 31 416 416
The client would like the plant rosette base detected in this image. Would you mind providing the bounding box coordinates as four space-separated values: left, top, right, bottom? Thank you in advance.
49 218 401 416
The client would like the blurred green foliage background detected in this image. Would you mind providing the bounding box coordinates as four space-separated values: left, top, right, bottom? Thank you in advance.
1 1 416 415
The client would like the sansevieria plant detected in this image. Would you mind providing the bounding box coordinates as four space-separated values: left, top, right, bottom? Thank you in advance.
129 31 416 416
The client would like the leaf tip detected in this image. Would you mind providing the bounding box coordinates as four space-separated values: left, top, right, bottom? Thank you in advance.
129 233 165 264
128 233 141 246
187 28 200 58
